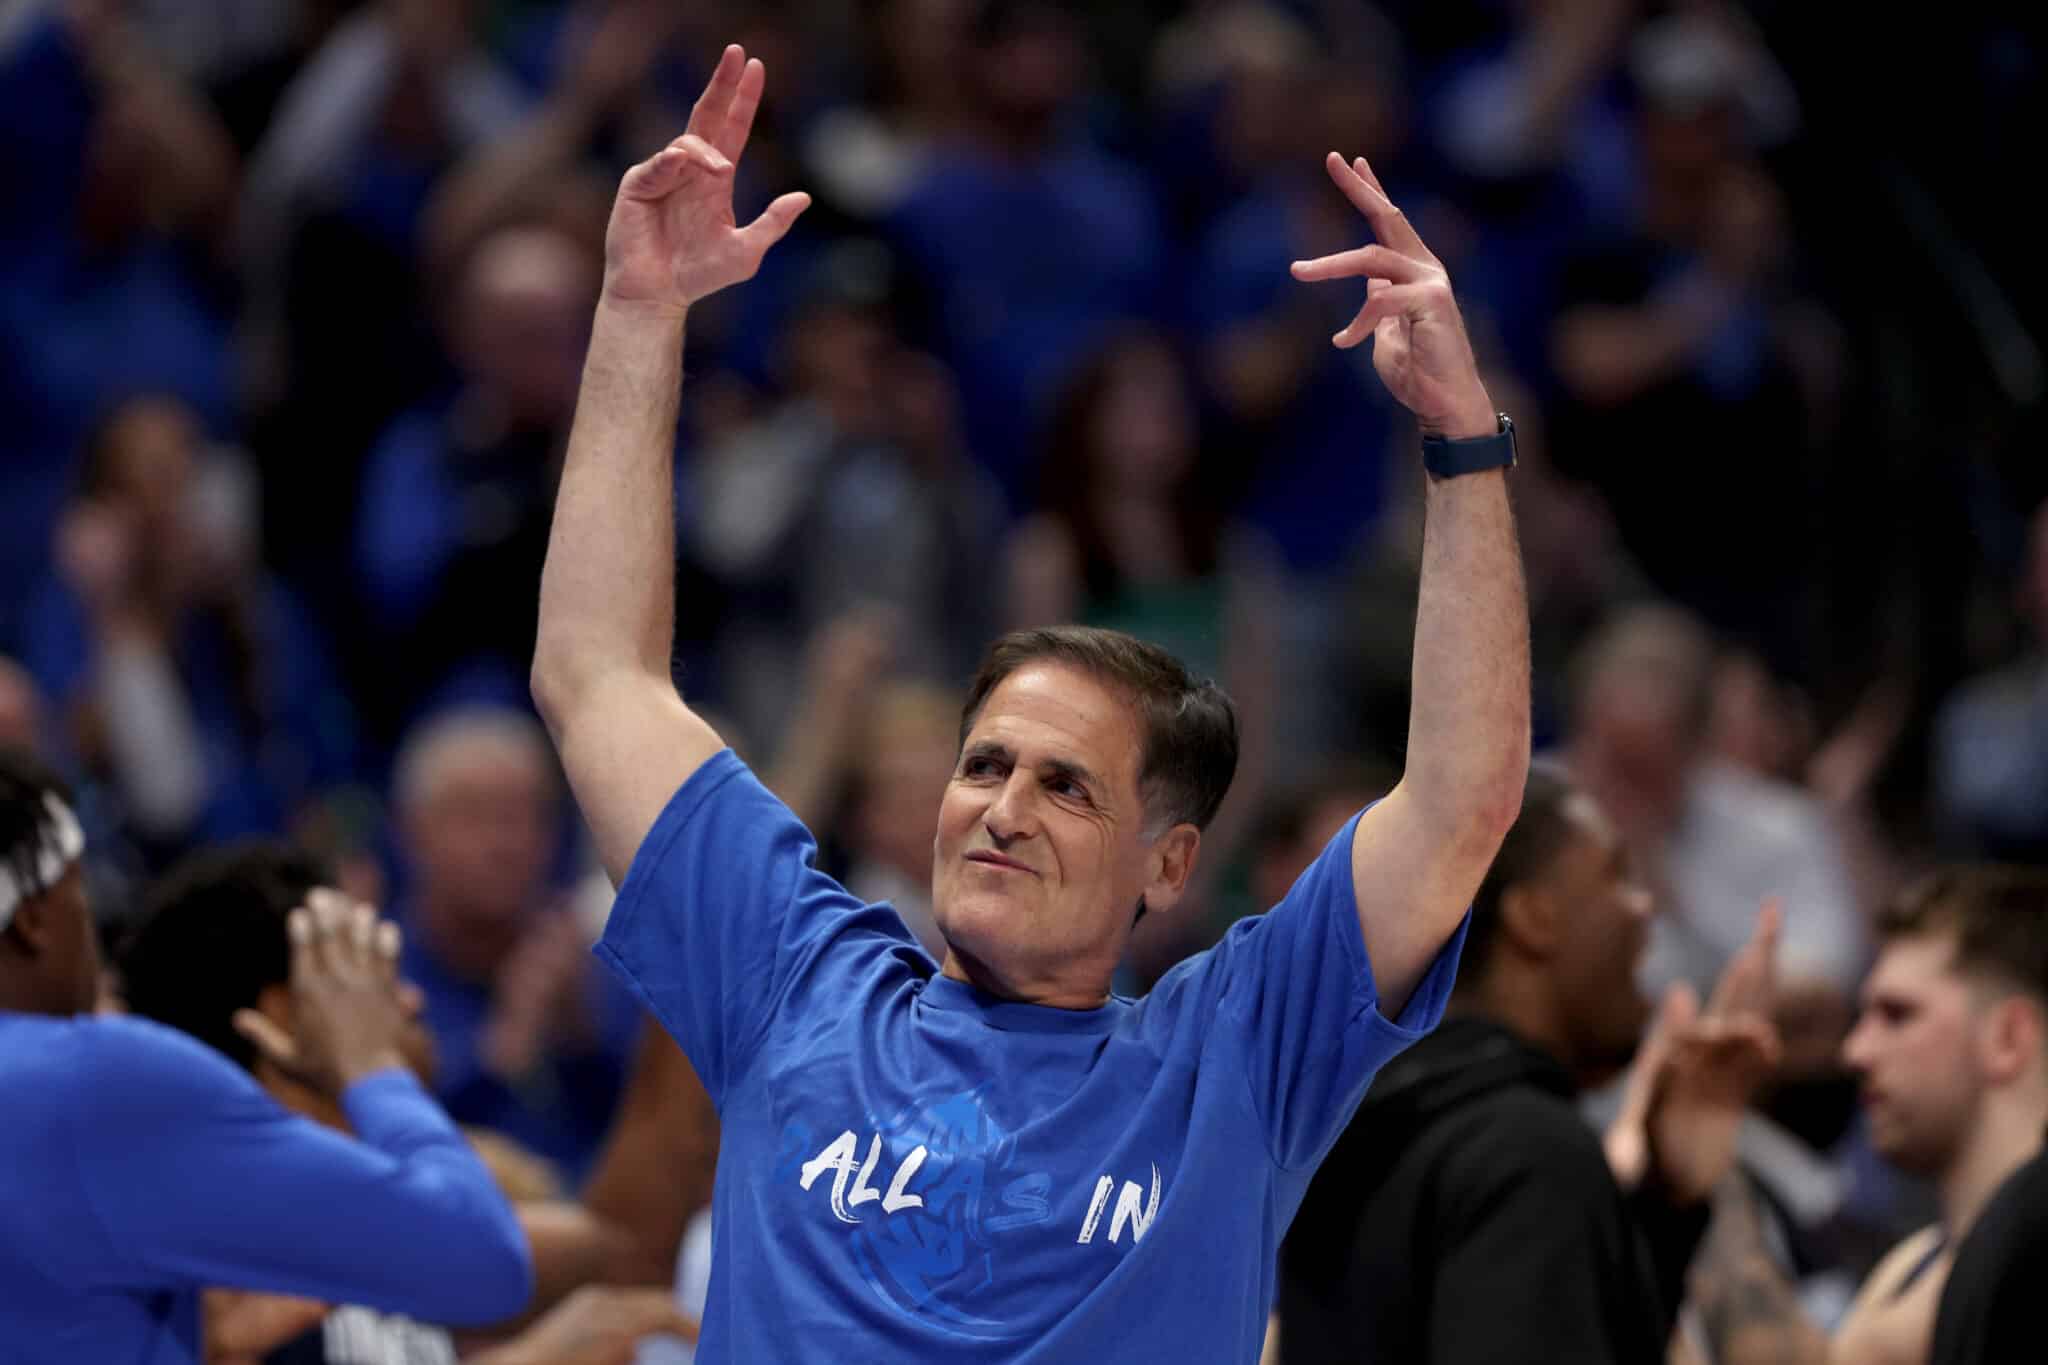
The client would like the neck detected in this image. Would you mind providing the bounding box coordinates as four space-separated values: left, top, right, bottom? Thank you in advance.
1450 964 1584 1082
938 945 1112 1011
1938 1089 2048 1238
258 1061 350 1132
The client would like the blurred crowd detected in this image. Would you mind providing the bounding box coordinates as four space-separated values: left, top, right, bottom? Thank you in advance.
2 0 2044 1358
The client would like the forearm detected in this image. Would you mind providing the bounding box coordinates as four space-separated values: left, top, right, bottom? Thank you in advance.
1399 464 1530 841
1687 1178 1828 1365
533 301 685 709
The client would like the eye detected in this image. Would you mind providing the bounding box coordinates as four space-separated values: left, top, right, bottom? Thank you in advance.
1048 776 1086 800
961 756 1001 779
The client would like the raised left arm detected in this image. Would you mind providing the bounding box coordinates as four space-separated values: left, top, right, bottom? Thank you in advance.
1293 153 1529 1015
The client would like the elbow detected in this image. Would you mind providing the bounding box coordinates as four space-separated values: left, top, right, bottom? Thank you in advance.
446 1208 539 1327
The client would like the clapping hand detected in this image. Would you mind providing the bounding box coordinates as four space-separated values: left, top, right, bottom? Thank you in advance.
1606 900 1784 1203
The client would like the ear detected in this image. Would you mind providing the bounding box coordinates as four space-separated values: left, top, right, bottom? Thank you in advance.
1980 995 2046 1086
1140 824 1202 919
252 981 297 1048
4 888 59 956
1497 882 1562 960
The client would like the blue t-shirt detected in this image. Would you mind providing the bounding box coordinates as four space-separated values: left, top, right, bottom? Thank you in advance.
0 1012 532 1363
597 751 1464 1362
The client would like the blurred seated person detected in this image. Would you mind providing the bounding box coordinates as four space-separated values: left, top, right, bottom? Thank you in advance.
1567 605 1864 1090
0 749 532 1360
884 0 1166 499
237 0 529 602
1933 497 2048 863
18 394 359 860
1681 867 2048 1365
1280 763 1781 1363
391 706 642 1180
117 841 696 1364
0 0 240 635
688 245 1004 746
353 217 599 741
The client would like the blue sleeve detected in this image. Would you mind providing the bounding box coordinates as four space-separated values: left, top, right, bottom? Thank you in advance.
65 1020 532 1325
596 750 914 1106
1149 812 1467 1172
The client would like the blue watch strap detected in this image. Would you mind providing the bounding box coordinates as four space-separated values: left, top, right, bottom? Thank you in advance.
1421 414 1517 480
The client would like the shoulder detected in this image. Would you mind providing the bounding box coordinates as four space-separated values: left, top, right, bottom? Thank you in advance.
22 1014 263 1127
1434 1086 1613 1196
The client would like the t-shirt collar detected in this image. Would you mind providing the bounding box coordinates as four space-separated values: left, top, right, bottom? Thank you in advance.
918 974 1124 1035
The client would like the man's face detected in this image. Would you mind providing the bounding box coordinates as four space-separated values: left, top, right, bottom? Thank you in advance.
931 664 1165 997
1843 935 1986 1175
1546 793 1656 1073
408 745 556 970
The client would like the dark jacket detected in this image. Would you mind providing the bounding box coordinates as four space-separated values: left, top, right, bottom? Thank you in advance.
1279 1016 1709 1364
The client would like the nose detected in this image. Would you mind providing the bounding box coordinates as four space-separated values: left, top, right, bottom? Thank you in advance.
983 770 1037 845
1840 1014 1873 1074
1619 879 1654 923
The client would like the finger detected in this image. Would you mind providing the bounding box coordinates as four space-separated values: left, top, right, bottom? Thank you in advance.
233 1008 298 1070
1332 282 1430 349
1324 151 1429 259
348 901 376 964
718 56 766 162
684 44 746 147
1289 244 1435 285
1351 155 1389 198
286 907 317 982
307 889 351 974
737 190 811 260
375 920 402 981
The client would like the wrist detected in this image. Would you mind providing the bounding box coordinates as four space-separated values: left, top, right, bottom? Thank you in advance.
595 288 689 329
1420 392 1499 442
335 1049 411 1092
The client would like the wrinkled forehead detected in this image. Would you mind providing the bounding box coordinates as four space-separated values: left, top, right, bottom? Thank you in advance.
964 665 1145 785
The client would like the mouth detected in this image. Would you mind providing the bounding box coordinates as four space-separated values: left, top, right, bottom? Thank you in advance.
965 850 1035 876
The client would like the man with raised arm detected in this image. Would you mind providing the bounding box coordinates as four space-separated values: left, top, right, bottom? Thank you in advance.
531 44 1529 1362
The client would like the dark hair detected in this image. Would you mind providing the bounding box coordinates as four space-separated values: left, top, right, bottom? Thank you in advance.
1036 331 1230 604
959 626 1239 831
119 842 330 1070
0 747 76 913
1464 761 1582 981
1878 866 2048 1005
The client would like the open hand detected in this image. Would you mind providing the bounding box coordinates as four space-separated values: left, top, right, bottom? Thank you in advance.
601 44 810 318
1290 154 1495 439
1648 901 1785 1203
233 890 414 1098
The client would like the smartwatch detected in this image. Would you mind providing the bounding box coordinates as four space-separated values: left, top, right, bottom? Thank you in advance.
1421 413 1517 481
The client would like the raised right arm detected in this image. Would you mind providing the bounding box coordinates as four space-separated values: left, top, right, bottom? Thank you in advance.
530 44 808 884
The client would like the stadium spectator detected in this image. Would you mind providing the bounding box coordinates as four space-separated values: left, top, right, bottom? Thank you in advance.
1680 867 2048 1365
1279 763 1780 1364
352 217 600 739
18 394 358 860
1566 606 1864 1052
885 0 1166 500
390 707 641 1180
0 747 533 1360
117 839 697 1363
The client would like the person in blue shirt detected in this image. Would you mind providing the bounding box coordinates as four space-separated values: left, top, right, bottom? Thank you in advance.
528 45 1530 1362
0 747 533 1363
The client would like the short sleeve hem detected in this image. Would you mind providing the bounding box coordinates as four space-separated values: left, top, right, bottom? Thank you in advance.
594 749 746 994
